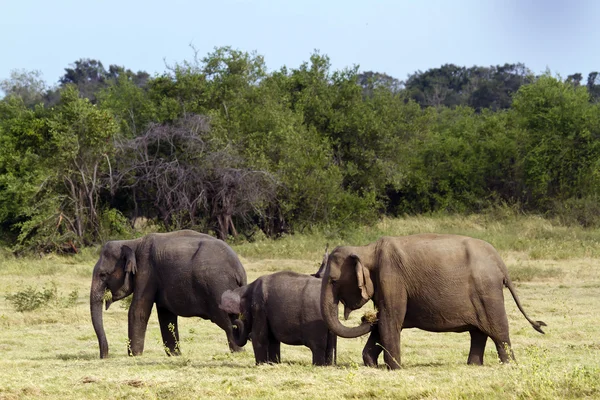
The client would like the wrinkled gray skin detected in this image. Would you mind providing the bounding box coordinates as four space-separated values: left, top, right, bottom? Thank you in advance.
320 234 547 370
220 268 337 366
90 230 247 359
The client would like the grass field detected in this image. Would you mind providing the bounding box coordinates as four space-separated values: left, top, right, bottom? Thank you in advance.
0 214 599 399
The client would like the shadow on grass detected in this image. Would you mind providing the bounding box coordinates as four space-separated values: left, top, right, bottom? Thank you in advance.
30 352 259 370
56 353 98 361
44 351 457 370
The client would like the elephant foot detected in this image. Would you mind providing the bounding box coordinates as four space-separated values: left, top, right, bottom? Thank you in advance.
165 348 182 357
362 353 378 368
466 356 484 365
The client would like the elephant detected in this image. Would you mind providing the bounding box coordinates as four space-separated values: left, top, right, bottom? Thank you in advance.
90 230 247 359
320 233 546 370
219 269 337 366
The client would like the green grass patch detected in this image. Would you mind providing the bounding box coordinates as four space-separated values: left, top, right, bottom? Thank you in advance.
232 213 600 261
509 264 563 282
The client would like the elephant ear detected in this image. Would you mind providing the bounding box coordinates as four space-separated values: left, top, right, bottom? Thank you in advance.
352 254 374 300
220 290 242 314
121 245 137 274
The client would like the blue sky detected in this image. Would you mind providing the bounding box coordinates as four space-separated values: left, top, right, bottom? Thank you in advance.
1 0 599 87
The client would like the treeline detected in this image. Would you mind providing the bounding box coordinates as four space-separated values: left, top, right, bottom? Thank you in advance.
1 47 599 252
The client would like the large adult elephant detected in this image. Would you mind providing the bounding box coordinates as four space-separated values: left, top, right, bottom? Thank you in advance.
320 234 546 369
90 230 247 359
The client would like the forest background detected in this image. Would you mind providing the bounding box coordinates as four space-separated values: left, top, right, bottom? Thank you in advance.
1 47 599 252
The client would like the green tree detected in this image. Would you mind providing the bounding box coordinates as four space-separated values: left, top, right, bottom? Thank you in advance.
511 75 600 206
0 69 48 107
0 85 119 251
0 97 49 243
98 75 157 137
405 63 533 111
587 72 600 103
357 71 402 96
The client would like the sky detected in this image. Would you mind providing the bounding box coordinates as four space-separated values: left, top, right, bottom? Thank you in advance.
1 0 599 87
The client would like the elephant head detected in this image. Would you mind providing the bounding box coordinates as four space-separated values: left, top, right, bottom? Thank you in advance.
320 246 374 338
219 286 253 348
90 240 139 359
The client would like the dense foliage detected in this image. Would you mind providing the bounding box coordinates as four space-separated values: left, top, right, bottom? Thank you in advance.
1 47 600 251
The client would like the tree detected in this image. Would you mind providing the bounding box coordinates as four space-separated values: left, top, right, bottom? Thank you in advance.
0 85 119 251
0 69 48 107
98 75 157 137
0 97 49 242
587 72 600 102
57 59 108 102
405 63 533 111
115 114 276 240
511 75 600 206
106 65 150 87
357 71 402 96
405 64 469 108
567 73 583 87
46 59 151 106
467 63 533 111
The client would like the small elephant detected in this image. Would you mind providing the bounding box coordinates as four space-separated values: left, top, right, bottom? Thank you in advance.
90 230 247 358
220 270 337 366
320 234 546 369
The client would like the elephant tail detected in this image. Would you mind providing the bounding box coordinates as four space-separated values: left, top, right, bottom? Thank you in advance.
235 262 247 287
504 277 547 334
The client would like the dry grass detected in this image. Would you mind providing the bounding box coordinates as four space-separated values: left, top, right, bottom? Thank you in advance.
0 214 599 399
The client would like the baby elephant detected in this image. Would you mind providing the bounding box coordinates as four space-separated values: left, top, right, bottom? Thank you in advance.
220 271 337 365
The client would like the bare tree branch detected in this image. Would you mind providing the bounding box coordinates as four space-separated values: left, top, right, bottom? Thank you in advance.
114 114 277 239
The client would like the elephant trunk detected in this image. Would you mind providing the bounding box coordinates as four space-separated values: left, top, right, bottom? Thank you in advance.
232 319 249 347
90 278 109 359
321 279 372 339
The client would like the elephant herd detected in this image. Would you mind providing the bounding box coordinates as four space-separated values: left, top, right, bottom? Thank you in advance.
90 230 546 370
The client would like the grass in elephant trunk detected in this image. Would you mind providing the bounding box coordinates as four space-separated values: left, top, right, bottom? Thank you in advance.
0 214 599 399
361 309 378 324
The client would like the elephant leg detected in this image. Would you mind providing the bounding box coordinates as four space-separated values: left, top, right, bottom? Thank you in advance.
325 331 337 366
362 326 383 367
250 307 270 364
311 346 326 366
377 297 405 370
467 329 488 365
127 297 154 356
251 333 269 364
492 335 514 364
490 325 514 364
268 339 281 364
157 306 181 356
379 320 402 369
309 334 329 366
479 301 515 364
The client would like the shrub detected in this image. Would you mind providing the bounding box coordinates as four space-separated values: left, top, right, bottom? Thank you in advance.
551 196 600 228
63 289 79 308
6 283 57 312
98 208 132 241
5 283 78 311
